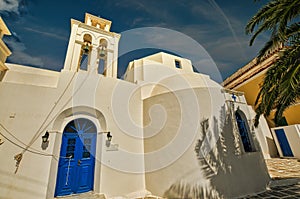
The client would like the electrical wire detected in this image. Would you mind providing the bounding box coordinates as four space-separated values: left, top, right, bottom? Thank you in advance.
0 123 44 154
22 70 78 154
0 130 53 157
0 67 86 156
2 50 103 172
0 123 29 148
0 129 72 162
22 55 100 155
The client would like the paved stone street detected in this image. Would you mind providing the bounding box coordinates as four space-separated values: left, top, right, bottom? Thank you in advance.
266 158 300 179
239 182 300 199
238 158 300 199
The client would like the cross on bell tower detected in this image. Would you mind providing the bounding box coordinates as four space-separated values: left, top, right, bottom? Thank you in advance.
63 13 121 78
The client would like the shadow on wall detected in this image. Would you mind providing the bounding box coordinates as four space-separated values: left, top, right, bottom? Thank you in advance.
163 105 270 199
266 137 279 158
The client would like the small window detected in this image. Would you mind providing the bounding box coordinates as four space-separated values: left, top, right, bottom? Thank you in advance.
175 60 181 69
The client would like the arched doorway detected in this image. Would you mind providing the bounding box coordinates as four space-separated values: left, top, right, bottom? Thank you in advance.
55 118 97 196
235 111 254 152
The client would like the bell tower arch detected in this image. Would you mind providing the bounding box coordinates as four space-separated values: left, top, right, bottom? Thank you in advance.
63 13 121 78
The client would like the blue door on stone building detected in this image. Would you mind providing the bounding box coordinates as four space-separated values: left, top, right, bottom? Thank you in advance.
275 128 293 157
55 118 97 196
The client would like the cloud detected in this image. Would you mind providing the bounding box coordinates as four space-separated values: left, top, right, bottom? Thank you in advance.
119 27 223 82
113 0 182 27
0 0 20 14
38 55 63 71
112 0 268 79
207 0 247 59
204 33 267 78
4 32 44 67
190 1 220 23
131 17 145 27
0 0 27 15
24 27 68 41
127 24 266 81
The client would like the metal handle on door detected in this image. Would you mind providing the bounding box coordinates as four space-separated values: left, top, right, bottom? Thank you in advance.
77 160 81 166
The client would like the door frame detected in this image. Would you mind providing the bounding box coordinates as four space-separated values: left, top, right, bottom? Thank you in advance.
48 113 105 198
55 117 97 196
235 110 256 153
274 128 294 157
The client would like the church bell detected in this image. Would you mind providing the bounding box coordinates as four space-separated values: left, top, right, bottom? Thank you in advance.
82 41 91 54
99 46 106 57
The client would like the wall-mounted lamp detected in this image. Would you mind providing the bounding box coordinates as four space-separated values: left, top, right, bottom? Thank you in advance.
107 132 112 142
42 131 49 143
105 132 112 147
102 132 118 151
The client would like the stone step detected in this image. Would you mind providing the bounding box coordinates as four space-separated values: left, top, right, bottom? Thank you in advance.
55 192 106 199
54 192 163 199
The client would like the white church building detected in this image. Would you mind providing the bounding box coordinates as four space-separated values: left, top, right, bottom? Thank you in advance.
0 14 272 199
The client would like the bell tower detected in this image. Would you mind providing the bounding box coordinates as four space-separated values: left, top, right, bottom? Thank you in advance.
63 13 121 78
0 17 11 73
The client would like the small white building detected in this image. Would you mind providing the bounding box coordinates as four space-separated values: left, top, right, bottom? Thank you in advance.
0 14 270 199
271 125 300 159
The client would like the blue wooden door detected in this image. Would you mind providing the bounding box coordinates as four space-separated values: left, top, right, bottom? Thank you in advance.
235 112 253 152
55 118 97 197
275 129 294 157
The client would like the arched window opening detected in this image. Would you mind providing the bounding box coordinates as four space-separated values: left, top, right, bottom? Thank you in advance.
79 54 88 71
79 34 92 71
99 39 107 58
98 39 107 75
82 34 92 55
98 59 106 75
235 111 255 152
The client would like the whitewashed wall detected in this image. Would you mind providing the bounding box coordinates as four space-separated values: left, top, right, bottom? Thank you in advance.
271 125 300 159
0 64 146 199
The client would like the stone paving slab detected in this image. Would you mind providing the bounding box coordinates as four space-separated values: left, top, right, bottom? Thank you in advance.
238 158 300 199
266 158 300 179
238 182 300 198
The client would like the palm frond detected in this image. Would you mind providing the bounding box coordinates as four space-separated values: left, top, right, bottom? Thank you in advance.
248 0 300 126
246 0 300 45
255 40 300 126
246 0 281 35
256 33 282 62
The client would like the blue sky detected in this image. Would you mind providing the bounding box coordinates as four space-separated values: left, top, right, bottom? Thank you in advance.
0 0 268 82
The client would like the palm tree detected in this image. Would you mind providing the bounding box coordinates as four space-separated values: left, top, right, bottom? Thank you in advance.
245 0 300 126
